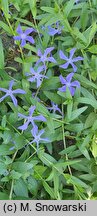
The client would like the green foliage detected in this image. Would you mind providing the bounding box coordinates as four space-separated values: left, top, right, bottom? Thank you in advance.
0 0 97 200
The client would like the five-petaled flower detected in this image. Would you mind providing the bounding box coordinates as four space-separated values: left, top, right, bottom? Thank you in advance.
48 102 62 115
18 105 46 131
30 128 49 150
13 24 35 47
41 22 63 36
36 47 56 68
59 48 84 72
26 66 48 88
0 80 26 106
58 73 80 96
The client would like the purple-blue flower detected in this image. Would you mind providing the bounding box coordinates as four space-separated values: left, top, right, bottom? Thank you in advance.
30 128 49 150
36 47 56 68
48 102 62 115
75 0 80 3
13 24 35 47
48 21 63 36
0 80 26 106
58 73 80 96
59 48 84 72
18 105 46 131
41 22 63 36
26 66 48 88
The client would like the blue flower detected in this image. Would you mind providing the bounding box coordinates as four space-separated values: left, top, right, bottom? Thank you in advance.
30 127 49 150
59 48 84 72
26 66 48 88
18 106 46 131
13 24 35 47
36 47 56 68
41 22 64 36
59 73 80 96
0 80 26 106
48 102 62 115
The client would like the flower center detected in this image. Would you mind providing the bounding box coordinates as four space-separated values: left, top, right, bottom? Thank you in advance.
66 82 71 87
41 55 46 62
21 33 26 39
7 90 12 95
28 116 33 122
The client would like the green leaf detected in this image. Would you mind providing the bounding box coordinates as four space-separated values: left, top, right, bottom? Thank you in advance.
38 151 56 167
28 0 37 18
74 73 97 89
10 170 22 180
92 120 97 131
60 145 76 155
91 140 97 158
43 181 55 198
85 112 97 129
67 106 87 122
0 145 14 156
72 27 87 45
1 0 9 17
14 178 28 198
88 22 97 46
44 91 61 104
0 21 11 34
47 117 55 133
64 0 75 17
65 174 88 188
0 192 9 200
41 6 55 14
88 45 97 54
76 97 97 109
80 3 88 31
12 162 33 174
0 38 4 69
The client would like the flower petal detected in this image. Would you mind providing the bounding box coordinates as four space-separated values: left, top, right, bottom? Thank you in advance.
69 48 76 59
28 77 35 82
70 62 77 72
31 124 38 136
13 89 26 94
58 86 66 92
37 66 45 73
73 56 84 62
69 86 75 96
33 115 46 122
9 80 14 90
26 36 35 44
21 39 26 47
0 94 8 102
60 62 69 69
18 113 28 119
16 24 23 34
47 57 56 63
29 106 36 116
44 47 54 56
18 121 29 131
38 129 45 136
59 75 66 85
13 36 21 41
10 94 18 106
37 49 42 57
0 87 8 93
25 28 34 35
66 72 74 82
48 26 58 36
59 50 68 61
71 80 80 88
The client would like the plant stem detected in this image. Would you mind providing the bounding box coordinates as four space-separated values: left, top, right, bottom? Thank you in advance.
62 103 72 176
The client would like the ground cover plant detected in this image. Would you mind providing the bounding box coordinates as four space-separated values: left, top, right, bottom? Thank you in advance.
0 0 97 200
